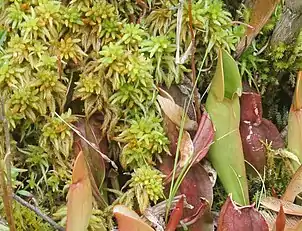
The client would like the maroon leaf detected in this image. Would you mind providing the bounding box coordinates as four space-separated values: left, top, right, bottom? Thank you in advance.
240 84 263 125
159 156 213 229
163 108 214 185
273 205 286 231
166 196 184 231
240 83 284 173
218 195 269 231
192 108 215 164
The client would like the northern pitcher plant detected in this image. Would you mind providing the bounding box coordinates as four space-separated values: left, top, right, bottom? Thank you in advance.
205 48 249 205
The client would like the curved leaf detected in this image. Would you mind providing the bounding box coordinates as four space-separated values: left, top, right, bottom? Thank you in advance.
113 205 154 231
273 205 286 231
288 71 302 167
218 195 269 231
206 48 249 205
166 196 184 231
283 165 302 203
157 95 198 131
66 151 92 231
261 197 302 216
236 0 281 57
240 84 284 173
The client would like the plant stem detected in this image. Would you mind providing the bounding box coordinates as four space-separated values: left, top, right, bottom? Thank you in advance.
188 0 201 123
0 97 16 231
12 194 65 231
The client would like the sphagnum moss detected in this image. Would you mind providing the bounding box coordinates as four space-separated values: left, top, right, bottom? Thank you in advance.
0 0 293 230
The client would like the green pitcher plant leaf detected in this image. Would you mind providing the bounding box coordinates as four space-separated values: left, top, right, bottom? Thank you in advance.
205 48 249 205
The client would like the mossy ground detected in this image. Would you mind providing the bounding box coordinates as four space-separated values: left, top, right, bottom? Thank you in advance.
0 0 300 230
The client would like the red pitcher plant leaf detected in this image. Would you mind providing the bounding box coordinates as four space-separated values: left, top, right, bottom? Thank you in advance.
165 196 184 231
273 205 286 231
240 82 284 173
218 195 269 231
159 156 213 229
192 108 215 164
163 109 214 184
66 151 93 231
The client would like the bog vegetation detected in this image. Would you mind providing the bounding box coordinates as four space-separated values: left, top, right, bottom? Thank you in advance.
0 0 301 230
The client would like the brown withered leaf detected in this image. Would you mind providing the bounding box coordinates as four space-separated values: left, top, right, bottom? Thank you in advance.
179 130 194 167
235 0 281 57
162 113 179 155
160 84 197 122
157 95 198 131
113 205 154 231
74 116 107 208
66 151 92 231
273 205 286 231
218 195 269 231
283 165 302 203
261 197 302 216
261 210 302 231
158 87 175 103
287 220 302 231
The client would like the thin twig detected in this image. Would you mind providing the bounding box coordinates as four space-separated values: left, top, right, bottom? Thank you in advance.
54 112 118 170
188 0 201 123
12 193 65 231
231 20 254 29
0 97 16 231
175 0 184 64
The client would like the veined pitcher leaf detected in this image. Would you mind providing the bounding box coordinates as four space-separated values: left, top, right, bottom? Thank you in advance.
283 164 302 203
158 156 213 229
261 197 302 216
163 110 214 184
205 48 249 205
66 151 93 231
288 71 302 167
240 83 284 173
218 195 269 231
192 109 215 164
